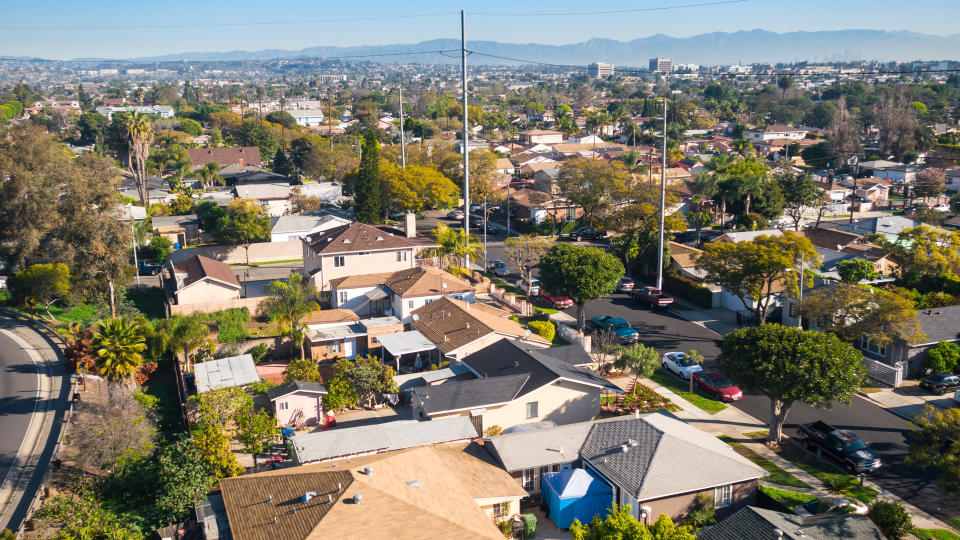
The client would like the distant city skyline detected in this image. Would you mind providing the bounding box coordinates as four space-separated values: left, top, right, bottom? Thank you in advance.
3 0 959 60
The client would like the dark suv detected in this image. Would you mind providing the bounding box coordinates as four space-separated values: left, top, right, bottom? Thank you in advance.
920 373 960 395
568 227 606 241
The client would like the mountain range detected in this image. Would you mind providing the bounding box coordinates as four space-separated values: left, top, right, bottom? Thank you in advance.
92 29 960 66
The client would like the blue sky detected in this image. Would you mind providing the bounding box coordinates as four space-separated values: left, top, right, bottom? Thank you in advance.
2 0 958 59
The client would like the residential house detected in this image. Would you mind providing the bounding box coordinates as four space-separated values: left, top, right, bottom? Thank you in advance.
830 216 926 243
699 506 884 540
163 255 242 311
330 266 476 323
269 214 351 243
484 413 766 523
266 381 328 428
288 109 325 126
410 339 621 432
301 217 437 290
193 354 260 394
708 231 789 313
744 124 807 142
518 129 564 145
520 160 560 176
668 241 722 308
219 167 289 185
801 227 899 276
508 189 581 224
217 443 525 539
945 168 960 192
533 168 560 195
151 214 200 248
495 157 516 175
234 183 293 216
714 229 783 244
186 146 261 170
305 314 404 362
297 182 343 204
94 104 174 121
873 164 923 185
862 304 960 377
411 297 550 362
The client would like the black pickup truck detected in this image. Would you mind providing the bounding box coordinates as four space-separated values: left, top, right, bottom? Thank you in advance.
796 421 881 473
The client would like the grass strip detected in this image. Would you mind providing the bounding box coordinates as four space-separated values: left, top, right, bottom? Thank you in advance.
717 436 810 489
650 371 727 414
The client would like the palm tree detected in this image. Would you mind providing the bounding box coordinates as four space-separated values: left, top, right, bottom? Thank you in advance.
94 317 147 381
258 273 320 359
690 173 718 246
152 314 214 373
119 111 155 206
431 223 483 270
193 161 224 188
134 87 145 106
777 75 794 99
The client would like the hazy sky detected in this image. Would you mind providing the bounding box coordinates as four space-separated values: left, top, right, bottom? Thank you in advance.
3 0 958 59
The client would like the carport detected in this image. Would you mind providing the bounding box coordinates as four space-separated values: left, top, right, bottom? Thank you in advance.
375 330 438 372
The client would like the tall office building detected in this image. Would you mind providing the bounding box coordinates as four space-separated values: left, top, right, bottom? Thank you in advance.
588 62 614 78
649 57 673 74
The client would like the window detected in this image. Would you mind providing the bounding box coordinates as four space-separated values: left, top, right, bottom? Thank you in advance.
329 341 342 354
408 300 415 308
396 251 408 263
358 251 370 256
860 337 887 357
338 291 348 304
526 401 538 419
714 484 733 508
333 255 345 268
492 502 508 519
521 469 535 491
279 402 289 410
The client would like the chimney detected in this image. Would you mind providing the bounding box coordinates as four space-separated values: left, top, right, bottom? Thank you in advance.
405 212 416 238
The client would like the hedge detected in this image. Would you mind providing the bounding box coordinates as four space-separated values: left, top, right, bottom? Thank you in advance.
663 269 714 309
528 320 556 342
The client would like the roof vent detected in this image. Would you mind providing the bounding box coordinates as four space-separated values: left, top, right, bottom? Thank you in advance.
406 480 422 489
301 492 317 503
363 466 373 476
265 495 273 504
796 531 805 537
352 493 363 504
327 493 332 503
773 529 783 538
621 444 630 454
337 482 342 493
628 439 639 447
376 236 383 241
343 239 350 243
271 516 277 524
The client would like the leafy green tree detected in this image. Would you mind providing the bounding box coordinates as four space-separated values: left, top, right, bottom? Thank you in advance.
265 110 295 128
188 386 253 428
777 75 794 99
235 407 278 455
777 170 823 231
354 131 382 223
215 198 271 265
836 259 879 283
538 244 624 328
191 425 244 479
798 282 924 346
695 232 819 324
273 148 294 177
344 356 399 408
888 226 960 284
152 436 218 521
504 235 552 295
149 235 174 262
868 500 913 540
322 363 359 411
556 158 630 226
259 273 321 359
718 324 866 443
907 405 960 494
570 505 695 540
94 317 147 381
926 341 960 373
284 357 322 383
193 161 223 188
615 343 660 384
9 263 71 320
237 119 281 157
175 118 202 136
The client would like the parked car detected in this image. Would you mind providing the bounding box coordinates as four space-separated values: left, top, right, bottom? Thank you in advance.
931 203 951 212
487 259 510 277
796 420 881 473
568 227 607 241
538 289 573 309
590 315 639 344
693 372 743 402
616 277 636 293
632 286 674 308
515 277 541 296
793 496 869 517
137 261 164 276
447 209 465 220
661 352 703 380
920 373 960 395
954 389 960 405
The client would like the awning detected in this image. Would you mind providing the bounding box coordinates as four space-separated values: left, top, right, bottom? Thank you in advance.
377 330 436 357
364 286 391 301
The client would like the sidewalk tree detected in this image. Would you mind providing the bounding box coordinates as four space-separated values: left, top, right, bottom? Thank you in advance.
93 317 147 381
259 272 321 359
538 244 624 329
718 324 866 444
615 343 660 384
907 405 960 495
215 198 271 265
798 283 924 347
695 232 819 324
556 158 630 226
354 131 382 224
9 263 71 321
504 234 552 295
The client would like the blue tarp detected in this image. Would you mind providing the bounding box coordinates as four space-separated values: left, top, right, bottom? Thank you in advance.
541 468 612 529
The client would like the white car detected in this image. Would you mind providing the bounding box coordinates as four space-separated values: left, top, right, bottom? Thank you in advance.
932 204 951 213
515 277 541 295
953 389 960 405
662 352 703 380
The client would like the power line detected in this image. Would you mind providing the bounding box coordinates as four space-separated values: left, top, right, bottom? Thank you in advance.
469 0 749 17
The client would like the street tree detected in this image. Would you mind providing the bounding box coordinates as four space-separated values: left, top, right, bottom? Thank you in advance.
615 343 660 384
777 170 823 231
258 273 320 359
354 131 382 224
538 244 624 328
868 500 913 540
556 158 630 225
9 263 71 321
799 283 924 347
215 198 271 265
718 324 866 443
605 184 686 276
504 235 552 295
93 317 147 381
695 232 819 324
381 162 458 213
907 405 960 495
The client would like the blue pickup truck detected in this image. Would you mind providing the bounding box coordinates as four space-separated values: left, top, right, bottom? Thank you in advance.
590 316 639 344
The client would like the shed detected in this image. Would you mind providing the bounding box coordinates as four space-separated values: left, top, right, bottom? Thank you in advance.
193 354 260 393
541 468 612 529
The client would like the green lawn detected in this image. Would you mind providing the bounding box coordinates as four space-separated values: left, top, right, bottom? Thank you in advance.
949 517 960 531
779 444 878 503
126 287 165 324
718 436 810 489
744 430 769 440
649 371 727 414
230 258 303 267
534 306 559 315
759 485 817 509
913 529 960 540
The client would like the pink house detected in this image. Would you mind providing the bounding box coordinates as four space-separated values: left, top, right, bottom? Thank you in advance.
266 381 328 429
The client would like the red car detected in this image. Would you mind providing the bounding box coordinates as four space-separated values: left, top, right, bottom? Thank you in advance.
693 372 743 402
538 289 574 309
632 286 675 308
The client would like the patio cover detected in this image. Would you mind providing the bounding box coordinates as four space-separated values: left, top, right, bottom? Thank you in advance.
376 330 436 357
364 285 391 300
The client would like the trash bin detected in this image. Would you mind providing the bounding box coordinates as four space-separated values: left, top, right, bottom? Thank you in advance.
522 513 536 538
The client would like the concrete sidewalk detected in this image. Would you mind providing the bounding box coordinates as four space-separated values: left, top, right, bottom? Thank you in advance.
667 296 739 336
858 380 955 423
641 376 954 533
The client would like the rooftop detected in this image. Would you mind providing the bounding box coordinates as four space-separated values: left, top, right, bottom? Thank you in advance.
699 506 884 540
305 222 435 256
193 354 260 394
411 297 549 353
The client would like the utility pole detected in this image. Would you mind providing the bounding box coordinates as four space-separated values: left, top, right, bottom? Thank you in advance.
131 218 140 287
849 155 859 224
327 93 333 149
399 86 406 168
461 10 470 242
656 98 668 291
279 91 285 151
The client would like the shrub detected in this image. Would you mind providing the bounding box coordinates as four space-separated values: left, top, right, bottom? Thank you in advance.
246 380 279 395
868 500 913 540
926 341 960 374
248 343 270 363
484 425 503 437
212 307 251 343
149 236 174 261
663 269 713 308
528 320 556 342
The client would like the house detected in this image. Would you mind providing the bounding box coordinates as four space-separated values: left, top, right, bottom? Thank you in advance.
699 506 884 540
297 182 343 204
94 105 174 121
801 227 899 276
520 160 560 176
305 313 403 362
186 146 261 170
495 157 515 175
151 214 200 248
266 381 328 428
862 304 960 377
302 217 437 290
508 189 581 224
193 354 260 394
945 168 960 192
714 229 783 244
533 168 561 195
330 266 476 323
410 339 621 432
217 442 525 539
873 164 923 184
234 183 293 216
163 255 241 310
270 214 351 243
411 297 550 362
288 109 325 127
219 167 289 185
484 413 766 524
744 125 807 142
830 216 926 243
518 129 564 145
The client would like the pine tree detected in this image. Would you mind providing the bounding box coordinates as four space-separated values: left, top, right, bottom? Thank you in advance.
354 131 382 224
273 148 294 178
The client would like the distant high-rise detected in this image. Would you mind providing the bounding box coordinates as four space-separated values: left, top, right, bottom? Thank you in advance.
649 57 673 74
588 62 614 78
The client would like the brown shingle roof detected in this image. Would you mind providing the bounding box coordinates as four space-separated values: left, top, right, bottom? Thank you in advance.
802 227 863 250
172 255 240 289
669 241 703 268
412 297 548 353
302 309 360 325
330 268 474 299
305 223 436 256
187 146 261 168
509 189 566 208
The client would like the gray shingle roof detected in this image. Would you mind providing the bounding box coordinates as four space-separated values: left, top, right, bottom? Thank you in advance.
699 506 885 540
915 304 960 345
413 374 530 415
266 381 328 401
485 420 595 471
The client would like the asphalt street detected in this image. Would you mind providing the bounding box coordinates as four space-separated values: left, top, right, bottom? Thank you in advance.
0 321 40 485
569 291 956 522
